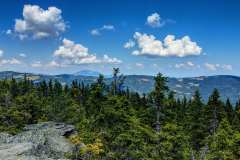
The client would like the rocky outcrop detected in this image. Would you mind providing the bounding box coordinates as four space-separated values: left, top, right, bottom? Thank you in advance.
0 122 78 160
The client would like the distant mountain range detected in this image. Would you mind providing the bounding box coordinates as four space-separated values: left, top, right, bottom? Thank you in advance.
74 70 101 77
0 71 240 103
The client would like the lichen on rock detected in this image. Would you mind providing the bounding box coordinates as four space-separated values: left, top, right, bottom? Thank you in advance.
0 122 80 160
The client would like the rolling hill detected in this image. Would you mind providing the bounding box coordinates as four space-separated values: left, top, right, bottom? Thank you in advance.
0 71 239 103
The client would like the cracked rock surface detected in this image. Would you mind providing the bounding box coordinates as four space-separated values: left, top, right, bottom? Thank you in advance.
0 122 77 160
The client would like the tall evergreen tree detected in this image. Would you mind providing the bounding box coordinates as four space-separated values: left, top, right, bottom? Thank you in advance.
189 90 206 151
204 89 226 134
206 118 234 159
151 73 168 132
225 98 234 123
112 68 119 95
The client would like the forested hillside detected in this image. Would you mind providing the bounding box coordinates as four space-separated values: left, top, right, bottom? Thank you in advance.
0 68 240 159
1 71 240 103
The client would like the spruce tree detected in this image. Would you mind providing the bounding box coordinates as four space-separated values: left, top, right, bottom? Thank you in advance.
204 89 226 134
151 73 168 132
206 118 234 159
189 90 206 151
225 98 234 123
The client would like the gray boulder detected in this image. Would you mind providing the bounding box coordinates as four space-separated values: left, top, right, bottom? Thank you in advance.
0 133 11 143
0 122 79 160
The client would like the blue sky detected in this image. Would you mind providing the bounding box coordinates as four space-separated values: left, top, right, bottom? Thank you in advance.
0 0 239 77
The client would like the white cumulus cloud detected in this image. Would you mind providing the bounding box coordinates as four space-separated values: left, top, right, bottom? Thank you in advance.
53 38 99 64
0 50 3 57
146 12 163 28
31 60 67 68
102 54 122 64
102 25 115 30
90 29 100 36
186 61 194 67
31 61 43 67
204 63 233 71
204 63 217 71
19 53 27 57
6 29 12 35
53 38 121 65
222 64 233 71
0 58 21 66
8 58 21 64
136 63 144 68
126 32 202 57
0 51 22 66
175 63 185 69
175 61 197 69
124 39 135 49
47 60 66 68
14 4 66 39
90 24 115 36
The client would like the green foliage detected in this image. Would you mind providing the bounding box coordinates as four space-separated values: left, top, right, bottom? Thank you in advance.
187 90 206 151
157 122 191 160
206 118 235 159
204 89 226 135
0 70 240 159
151 72 168 107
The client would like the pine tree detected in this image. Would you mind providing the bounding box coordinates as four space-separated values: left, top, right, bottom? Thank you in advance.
235 99 240 118
53 80 63 96
189 90 206 151
204 89 226 134
21 73 29 94
225 98 234 123
39 80 48 97
232 132 240 159
157 122 191 159
10 78 18 98
48 79 53 97
233 100 240 131
151 73 168 132
206 118 234 159
112 68 119 95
